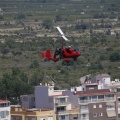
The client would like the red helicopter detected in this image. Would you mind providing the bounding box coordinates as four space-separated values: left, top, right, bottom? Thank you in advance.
41 27 81 62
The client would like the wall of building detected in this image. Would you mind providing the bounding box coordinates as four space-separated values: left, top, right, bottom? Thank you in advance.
62 90 79 109
48 85 54 96
28 95 35 108
0 106 10 120
95 76 111 85
21 95 30 109
11 107 56 120
89 102 108 120
35 86 54 109
86 85 98 91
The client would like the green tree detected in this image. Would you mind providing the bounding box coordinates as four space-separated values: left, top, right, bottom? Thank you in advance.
0 70 33 104
0 15 3 20
15 13 26 19
55 15 62 22
109 52 120 62
1 47 10 54
30 60 40 68
42 19 53 29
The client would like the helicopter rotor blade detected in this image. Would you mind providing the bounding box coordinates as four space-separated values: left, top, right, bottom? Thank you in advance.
56 26 69 41
62 36 68 41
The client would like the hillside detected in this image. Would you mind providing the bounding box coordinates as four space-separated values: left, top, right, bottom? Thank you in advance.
0 0 120 103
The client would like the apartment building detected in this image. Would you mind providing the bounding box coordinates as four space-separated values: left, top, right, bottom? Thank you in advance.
73 83 117 120
19 73 120 120
11 105 56 120
0 99 10 120
21 85 80 120
106 84 120 120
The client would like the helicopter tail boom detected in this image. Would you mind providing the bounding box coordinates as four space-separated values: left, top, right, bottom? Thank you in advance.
41 53 45 58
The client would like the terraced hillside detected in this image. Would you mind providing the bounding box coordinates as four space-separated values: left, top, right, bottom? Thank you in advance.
0 0 120 90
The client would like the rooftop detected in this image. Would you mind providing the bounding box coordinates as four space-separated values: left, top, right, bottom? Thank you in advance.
0 99 10 103
96 74 110 77
50 94 68 97
75 90 115 97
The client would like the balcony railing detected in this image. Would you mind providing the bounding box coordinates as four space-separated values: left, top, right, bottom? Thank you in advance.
79 97 115 104
91 99 97 102
56 110 69 114
80 119 89 120
79 100 89 103
105 97 115 101
118 108 120 113
80 117 89 120
106 107 115 110
81 108 89 113
55 101 69 106
98 98 104 102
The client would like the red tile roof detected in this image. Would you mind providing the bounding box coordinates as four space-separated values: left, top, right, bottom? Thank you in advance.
0 100 10 103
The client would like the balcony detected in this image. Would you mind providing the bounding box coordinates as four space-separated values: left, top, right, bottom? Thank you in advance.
91 99 97 103
81 108 89 113
98 98 104 102
80 114 89 120
55 101 69 106
79 100 89 104
55 97 69 106
79 95 115 105
106 107 115 110
80 119 89 120
118 101 120 104
56 110 69 115
118 107 120 113
105 97 115 101
80 117 89 120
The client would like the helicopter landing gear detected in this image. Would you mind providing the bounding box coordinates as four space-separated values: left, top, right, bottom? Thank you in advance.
73 58 77 61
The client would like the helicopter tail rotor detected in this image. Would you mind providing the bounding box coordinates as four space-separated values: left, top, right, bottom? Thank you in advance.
46 49 52 58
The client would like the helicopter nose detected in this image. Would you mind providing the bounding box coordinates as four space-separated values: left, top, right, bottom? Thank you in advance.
78 52 81 56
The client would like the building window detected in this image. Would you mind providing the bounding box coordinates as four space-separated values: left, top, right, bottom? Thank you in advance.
1 111 6 118
25 117 28 120
118 98 120 102
99 104 102 108
98 95 104 101
48 117 53 120
99 112 103 116
97 80 100 83
73 117 78 119
93 113 97 117
56 106 65 112
81 114 88 119
91 96 97 102
40 118 45 120
93 105 96 108
117 88 120 92
16 117 19 120
61 115 65 119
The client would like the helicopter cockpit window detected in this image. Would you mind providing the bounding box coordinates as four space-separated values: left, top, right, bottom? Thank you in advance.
74 49 77 51
73 48 79 52
66 48 72 54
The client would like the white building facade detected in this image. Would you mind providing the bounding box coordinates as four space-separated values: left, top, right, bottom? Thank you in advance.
0 100 10 120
